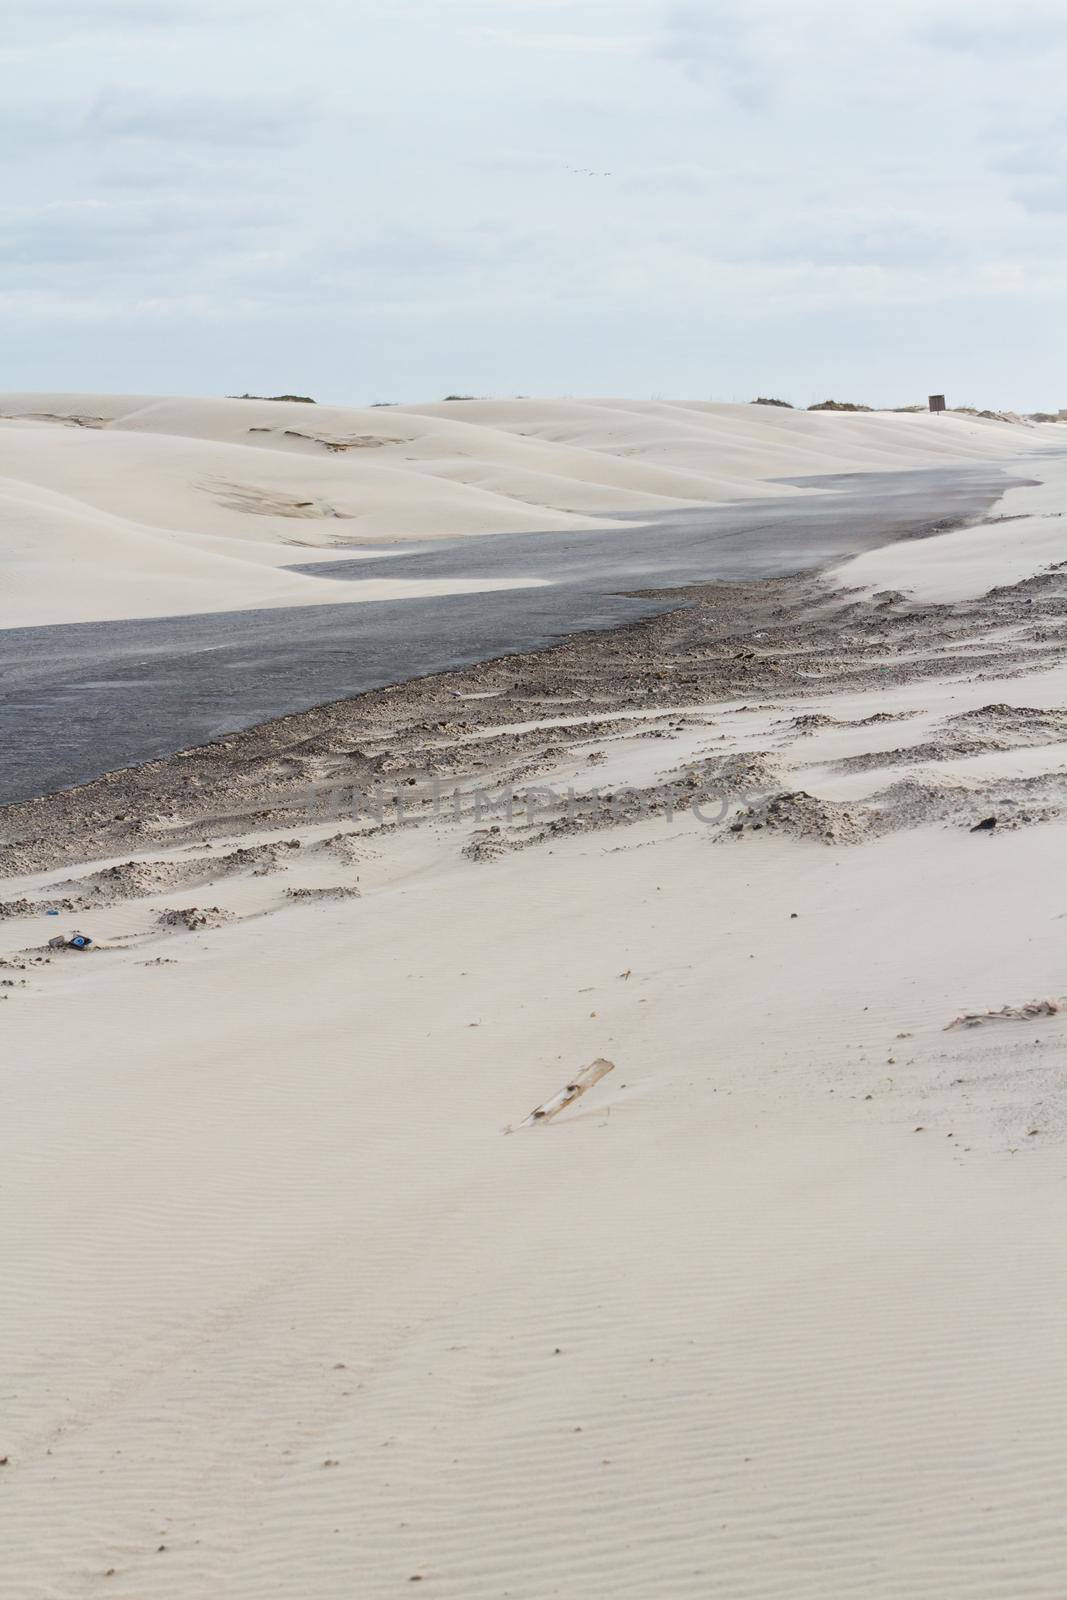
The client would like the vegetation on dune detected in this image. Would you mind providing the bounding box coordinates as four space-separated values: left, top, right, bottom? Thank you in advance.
751 396 793 408
808 399 874 413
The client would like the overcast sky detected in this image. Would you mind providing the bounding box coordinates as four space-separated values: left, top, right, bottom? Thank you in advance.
5 0 1067 408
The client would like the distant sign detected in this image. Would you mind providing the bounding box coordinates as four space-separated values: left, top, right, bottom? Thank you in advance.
929 394 946 413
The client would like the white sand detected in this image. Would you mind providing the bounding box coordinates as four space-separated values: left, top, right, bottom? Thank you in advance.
832 457 1067 603
0 393 1059 626
5 807 1067 1598
3 411 1067 1596
0 477 548 626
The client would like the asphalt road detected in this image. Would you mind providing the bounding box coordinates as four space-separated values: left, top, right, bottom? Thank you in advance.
0 465 1031 805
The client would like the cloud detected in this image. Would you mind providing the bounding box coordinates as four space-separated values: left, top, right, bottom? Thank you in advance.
8 0 192 25
0 196 281 274
989 143 1064 179
755 220 960 271
1 0 258 49
472 28 645 54
655 1 773 108
1013 179 1067 215
922 11 1067 57
85 91 309 148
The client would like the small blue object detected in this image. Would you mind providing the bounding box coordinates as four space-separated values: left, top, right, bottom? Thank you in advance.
69 934 92 949
46 907 59 915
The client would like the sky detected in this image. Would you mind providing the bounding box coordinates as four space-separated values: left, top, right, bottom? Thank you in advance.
4 0 1067 409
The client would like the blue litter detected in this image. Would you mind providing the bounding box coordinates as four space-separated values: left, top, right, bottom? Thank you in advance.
45 908 59 916
48 930 93 951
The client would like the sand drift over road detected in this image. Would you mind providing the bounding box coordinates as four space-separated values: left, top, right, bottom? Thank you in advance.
0 392 1059 627
0 461 1036 803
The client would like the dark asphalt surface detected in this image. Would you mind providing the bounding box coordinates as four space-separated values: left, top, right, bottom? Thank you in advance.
0 465 1032 805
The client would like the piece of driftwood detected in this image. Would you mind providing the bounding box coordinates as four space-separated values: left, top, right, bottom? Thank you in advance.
518 1059 615 1128
945 997 1062 1029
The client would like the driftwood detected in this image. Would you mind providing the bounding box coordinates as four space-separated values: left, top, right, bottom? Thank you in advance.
518 1059 615 1128
945 998 1062 1030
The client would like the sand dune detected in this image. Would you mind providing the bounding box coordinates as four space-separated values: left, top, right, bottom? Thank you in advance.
4 450 1067 1594
0 393 1058 626
0 476 548 628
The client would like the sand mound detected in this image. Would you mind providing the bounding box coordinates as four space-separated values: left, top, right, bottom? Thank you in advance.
789 710 917 737
828 737 1012 774
0 895 90 921
696 750 783 799
947 704 1067 743
790 712 842 733
156 905 235 931
284 886 361 902
60 844 287 904
308 832 378 864
463 827 523 862
871 773 1067 832
728 789 873 844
